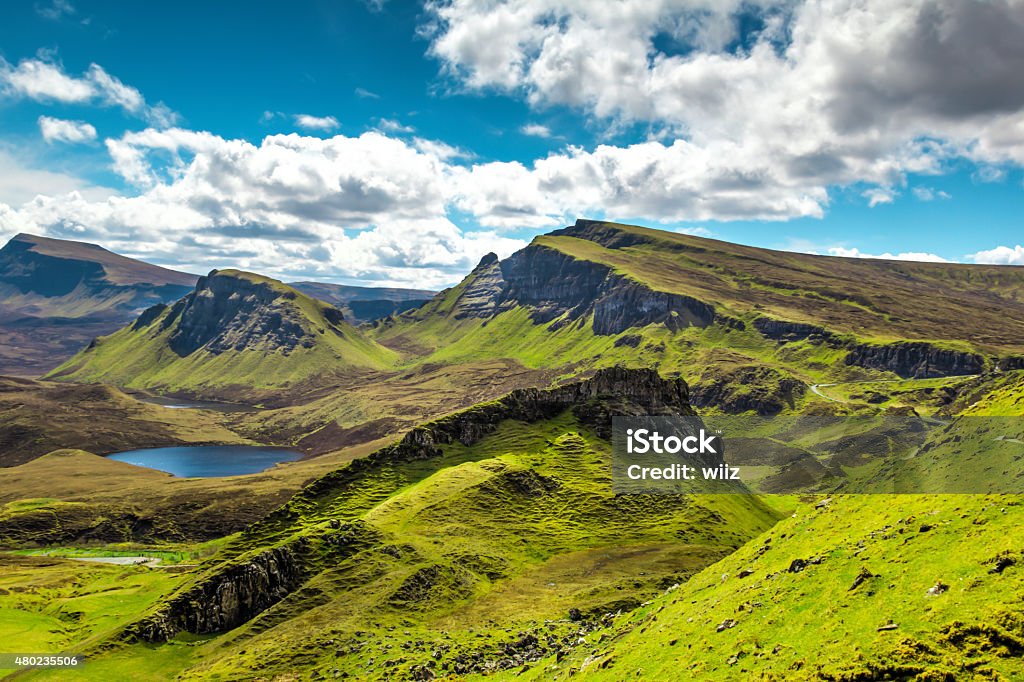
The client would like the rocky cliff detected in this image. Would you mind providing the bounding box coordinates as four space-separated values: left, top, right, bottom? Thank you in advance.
843 341 987 378
161 270 322 356
445 242 717 334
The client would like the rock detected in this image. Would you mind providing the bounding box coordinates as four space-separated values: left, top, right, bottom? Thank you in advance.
568 608 583 622
926 580 948 596
849 567 876 591
738 569 755 578
691 366 807 416
989 553 1017 574
165 270 328 356
716 619 738 632
815 498 832 510
753 317 833 343
788 558 808 573
877 621 899 632
844 341 986 379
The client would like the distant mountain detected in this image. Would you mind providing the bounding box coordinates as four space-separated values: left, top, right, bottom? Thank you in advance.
48 269 397 400
290 281 434 324
0 233 198 376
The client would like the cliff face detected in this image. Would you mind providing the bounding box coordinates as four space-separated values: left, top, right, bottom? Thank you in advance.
448 243 717 334
753 315 991 379
161 270 321 356
843 342 986 379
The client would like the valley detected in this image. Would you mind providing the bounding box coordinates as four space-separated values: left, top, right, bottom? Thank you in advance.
1 219 1023 680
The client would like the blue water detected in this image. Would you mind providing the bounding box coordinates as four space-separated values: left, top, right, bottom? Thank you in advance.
106 445 301 478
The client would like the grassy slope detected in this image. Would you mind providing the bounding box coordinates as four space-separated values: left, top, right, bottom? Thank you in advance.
507 493 1024 681
491 371 1024 681
26 411 789 681
0 376 253 467
47 270 398 396
374 222 1024 400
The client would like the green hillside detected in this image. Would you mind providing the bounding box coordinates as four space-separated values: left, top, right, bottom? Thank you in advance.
375 220 1024 393
46 269 398 399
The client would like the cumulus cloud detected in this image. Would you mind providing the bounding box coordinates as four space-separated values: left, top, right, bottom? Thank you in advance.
424 0 1024 220
38 116 97 144
293 114 340 131
0 128 527 287
0 57 177 126
969 244 1024 265
827 246 949 263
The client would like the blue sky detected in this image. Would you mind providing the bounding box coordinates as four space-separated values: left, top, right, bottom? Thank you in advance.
0 0 1022 287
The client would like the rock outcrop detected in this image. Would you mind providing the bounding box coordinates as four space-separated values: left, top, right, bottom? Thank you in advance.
753 317 835 343
691 366 808 415
161 270 324 356
447 240 717 334
753 315 991 379
843 342 986 379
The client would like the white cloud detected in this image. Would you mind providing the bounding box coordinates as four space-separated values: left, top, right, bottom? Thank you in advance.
38 116 97 144
355 87 380 99
862 187 897 207
36 0 76 20
0 152 116 206
827 246 949 263
378 118 415 134
674 226 713 237
969 244 1024 265
424 0 1024 220
0 57 177 126
520 123 551 138
912 186 952 201
293 114 340 131
0 128 526 287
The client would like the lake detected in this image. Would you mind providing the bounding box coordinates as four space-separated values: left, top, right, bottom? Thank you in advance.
106 445 302 477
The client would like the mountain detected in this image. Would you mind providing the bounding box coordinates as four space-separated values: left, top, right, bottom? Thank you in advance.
374 220 1024 411
290 281 435 325
47 269 398 400
0 233 197 376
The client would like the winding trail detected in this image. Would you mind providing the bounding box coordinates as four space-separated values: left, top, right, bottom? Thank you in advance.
809 375 979 404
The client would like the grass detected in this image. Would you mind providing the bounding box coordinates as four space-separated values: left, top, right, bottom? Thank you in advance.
45 270 397 398
0 555 187 673
503 494 1024 681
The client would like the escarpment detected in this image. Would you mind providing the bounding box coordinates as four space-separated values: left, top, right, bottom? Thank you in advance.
287 367 695 509
842 341 987 378
129 522 379 642
753 315 990 379
449 243 718 334
162 270 328 356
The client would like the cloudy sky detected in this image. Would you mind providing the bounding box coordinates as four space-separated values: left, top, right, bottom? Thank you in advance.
1 0 1023 287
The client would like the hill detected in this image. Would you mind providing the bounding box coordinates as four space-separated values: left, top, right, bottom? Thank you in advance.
55 368 787 680
46 269 398 400
375 220 1024 402
0 233 197 376
291 281 434 324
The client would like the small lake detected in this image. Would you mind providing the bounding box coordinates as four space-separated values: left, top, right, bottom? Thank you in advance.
106 445 301 478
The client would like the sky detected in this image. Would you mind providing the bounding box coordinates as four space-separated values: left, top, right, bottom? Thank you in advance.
0 0 1023 288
